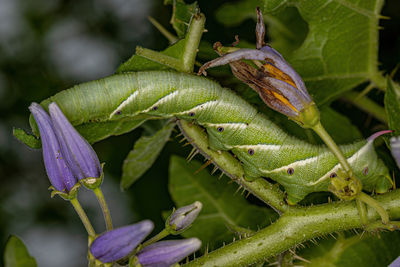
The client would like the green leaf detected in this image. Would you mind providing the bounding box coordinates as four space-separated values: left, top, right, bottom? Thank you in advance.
385 77 400 133
116 39 186 73
13 128 41 149
262 0 385 104
4 235 37 267
168 155 277 249
121 121 175 189
164 0 199 38
299 232 400 267
215 0 308 56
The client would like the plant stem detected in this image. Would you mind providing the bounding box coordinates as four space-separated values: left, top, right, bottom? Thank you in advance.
342 92 387 123
136 13 205 73
183 190 400 267
311 121 353 176
141 229 169 248
357 192 389 224
93 187 113 231
70 198 96 237
178 120 288 214
356 199 368 225
181 13 206 73
148 16 178 44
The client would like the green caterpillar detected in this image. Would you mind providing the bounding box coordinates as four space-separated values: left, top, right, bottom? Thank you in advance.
30 70 392 204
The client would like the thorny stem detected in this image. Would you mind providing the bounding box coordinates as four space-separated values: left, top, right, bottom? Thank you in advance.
178 120 289 214
342 91 387 123
93 187 113 231
70 197 96 237
183 190 400 267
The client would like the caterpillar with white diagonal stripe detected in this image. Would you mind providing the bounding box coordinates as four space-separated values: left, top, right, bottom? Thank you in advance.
29 70 392 204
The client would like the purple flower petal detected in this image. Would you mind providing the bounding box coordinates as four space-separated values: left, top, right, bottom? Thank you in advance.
29 103 77 191
90 220 154 263
49 102 101 180
137 238 201 267
390 136 400 170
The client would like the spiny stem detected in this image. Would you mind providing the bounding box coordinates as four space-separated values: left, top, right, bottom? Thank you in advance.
183 190 400 267
342 92 387 123
70 197 96 237
141 229 169 248
357 192 389 224
93 187 113 231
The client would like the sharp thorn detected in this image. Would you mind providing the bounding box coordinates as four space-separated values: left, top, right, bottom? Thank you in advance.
194 160 212 174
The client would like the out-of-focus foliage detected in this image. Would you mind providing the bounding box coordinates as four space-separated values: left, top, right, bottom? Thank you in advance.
168 156 277 249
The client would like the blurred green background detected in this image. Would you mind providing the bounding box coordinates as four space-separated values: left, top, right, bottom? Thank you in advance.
1 0 399 266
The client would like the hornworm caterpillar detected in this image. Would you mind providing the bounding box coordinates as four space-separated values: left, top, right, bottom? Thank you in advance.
31 70 392 204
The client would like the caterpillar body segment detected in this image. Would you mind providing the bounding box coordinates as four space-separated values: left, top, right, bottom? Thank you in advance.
31 71 392 203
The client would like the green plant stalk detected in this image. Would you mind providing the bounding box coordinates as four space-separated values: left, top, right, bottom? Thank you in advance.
178 120 289 214
141 229 169 248
148 16 178 44
342 92 387 123
70 198 96 237
93 187 113 231
312 121 353 176
136 13 205 73
184 189 400 267
311 121 389 223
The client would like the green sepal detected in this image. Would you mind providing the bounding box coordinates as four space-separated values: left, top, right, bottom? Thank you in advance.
50 182 81 200
129 256 142 267
13 128 41 149
164 208 186 235
80 163 105 190
292 102 320 129
328 169 362 201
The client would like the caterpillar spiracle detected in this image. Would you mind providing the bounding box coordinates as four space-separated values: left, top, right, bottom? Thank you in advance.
30 70 392 204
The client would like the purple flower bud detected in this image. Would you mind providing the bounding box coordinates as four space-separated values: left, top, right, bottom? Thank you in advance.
167 201 202 232
136 238 201 267
48 102 101 180
90 220 154 263
389 256 400 267
29 103 77 192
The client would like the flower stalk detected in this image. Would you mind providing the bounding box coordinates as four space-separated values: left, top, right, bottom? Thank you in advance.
70 198 96 237
93 187 113 231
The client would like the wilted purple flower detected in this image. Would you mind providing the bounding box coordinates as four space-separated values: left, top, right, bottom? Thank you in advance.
136 238 201 267
29 103 77 192
90 220 154 263
198 8 319 127
49 102 102 180
390 136 400 170
167 201 202 233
